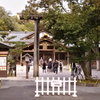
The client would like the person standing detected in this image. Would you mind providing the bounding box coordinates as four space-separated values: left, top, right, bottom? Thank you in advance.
40 57 43 66
42 61 46 73
48 61 52 72
71 62 76 76
28 62 30 72
53 60 58 74
59 61 63 72
21 62 23 66
49 58 52 62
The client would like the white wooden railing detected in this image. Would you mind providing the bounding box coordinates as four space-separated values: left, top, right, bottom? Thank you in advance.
35 77 77 97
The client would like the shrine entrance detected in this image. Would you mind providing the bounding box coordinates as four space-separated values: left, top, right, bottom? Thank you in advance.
39 52 53 63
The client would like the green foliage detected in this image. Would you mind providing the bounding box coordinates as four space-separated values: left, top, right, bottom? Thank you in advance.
23 0 100 62
0 6 35 31
7 36 17 41
8 56 15 67
0 6 19 31
9 41 27 57
0 32 9 40
24 22 34 31
22 0 100 79
0 18 8 31
77 79 100 85
18 22 34 31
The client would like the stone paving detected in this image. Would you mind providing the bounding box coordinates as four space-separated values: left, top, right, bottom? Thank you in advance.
1 65 100 80
0 65 100 100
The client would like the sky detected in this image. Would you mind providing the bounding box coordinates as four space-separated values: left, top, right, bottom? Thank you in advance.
0 0 29 16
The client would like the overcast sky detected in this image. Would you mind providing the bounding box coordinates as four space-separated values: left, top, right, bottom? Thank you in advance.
0 0 28 16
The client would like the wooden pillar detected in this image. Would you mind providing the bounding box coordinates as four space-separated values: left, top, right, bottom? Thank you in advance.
67 52 69 64
20 53 22 64
33 17 40 77
26 62 28 79
43 54 45 61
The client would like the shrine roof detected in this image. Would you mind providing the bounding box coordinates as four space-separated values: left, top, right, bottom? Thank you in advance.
0 41 12 49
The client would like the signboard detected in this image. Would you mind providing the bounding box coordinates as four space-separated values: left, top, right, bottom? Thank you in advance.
0 52 8 77
0 57 6 71
51 80 62 87
0 57 6 66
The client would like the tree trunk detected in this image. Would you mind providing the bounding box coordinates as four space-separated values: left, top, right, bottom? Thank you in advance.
85 51 92 77
86 61 91 76
14 57 17 77
81 62 91 79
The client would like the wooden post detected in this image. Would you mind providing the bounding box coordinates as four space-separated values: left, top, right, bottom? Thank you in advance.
20 15 42 77
20 53 22 64
67 52 69 64
33 16 41 77
26 62 28 79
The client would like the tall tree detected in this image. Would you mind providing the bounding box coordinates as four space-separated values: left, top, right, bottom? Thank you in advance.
0 6 19 31
22 0 100 79
9 41 27 76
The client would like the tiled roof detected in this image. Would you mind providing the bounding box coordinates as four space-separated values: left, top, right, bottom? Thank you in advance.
0 31 53 47
0 31 34 46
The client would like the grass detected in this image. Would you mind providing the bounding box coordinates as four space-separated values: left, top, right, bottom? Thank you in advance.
77 79 100 85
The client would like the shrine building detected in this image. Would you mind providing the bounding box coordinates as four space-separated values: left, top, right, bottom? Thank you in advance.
0 31 69 65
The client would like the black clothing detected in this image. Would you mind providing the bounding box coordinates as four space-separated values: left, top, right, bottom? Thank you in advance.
48 61 52 69
42 62 46 69
53 61 58 74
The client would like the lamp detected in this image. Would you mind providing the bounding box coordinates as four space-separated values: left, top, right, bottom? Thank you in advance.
25 55 30 62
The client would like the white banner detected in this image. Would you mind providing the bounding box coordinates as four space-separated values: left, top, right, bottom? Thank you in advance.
0 57 6 66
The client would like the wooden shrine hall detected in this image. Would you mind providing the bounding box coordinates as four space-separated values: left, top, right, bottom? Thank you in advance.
20 33 69 65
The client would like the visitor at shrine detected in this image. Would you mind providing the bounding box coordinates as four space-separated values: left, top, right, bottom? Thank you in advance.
21 62 23 66
53 60 58 74
28 62 30 72
49 58 52 62
47 60 52 72
40 57 43 66
59 61 63 72
71 62 76 76
42 61 46 73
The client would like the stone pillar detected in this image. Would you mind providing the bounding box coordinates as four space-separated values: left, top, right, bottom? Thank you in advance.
96 60 100 70
33 18 40 77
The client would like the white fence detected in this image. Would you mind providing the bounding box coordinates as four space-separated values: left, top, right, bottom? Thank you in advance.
35 77 77 97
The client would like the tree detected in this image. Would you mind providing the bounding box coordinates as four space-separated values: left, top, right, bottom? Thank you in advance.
22 0 100 79
0 32 27 76
0 6 20 31
0 18 8 31
9 41 27 76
